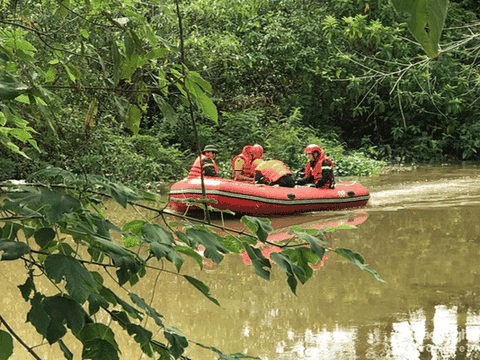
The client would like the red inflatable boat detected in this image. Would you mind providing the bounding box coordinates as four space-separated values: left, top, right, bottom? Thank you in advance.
168 177 369 216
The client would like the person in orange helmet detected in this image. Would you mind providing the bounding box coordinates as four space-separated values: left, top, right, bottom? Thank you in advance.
296 144 335 188
231 144 264 181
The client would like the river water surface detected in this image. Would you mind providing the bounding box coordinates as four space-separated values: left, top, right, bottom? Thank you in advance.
3 164 480 359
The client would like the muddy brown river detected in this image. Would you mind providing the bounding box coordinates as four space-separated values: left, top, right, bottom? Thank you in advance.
2 164 480 359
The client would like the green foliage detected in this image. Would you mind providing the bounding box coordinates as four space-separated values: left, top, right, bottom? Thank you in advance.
178 0 480 164
0 158 16 181
390 0 449 59
0 330 13 360
0 169 382 359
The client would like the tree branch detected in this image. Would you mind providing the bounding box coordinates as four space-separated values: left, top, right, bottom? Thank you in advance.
0 313 42 360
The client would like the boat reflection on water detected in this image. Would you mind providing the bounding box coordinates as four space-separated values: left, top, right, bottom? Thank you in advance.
171 209 370 269
241 210 369 268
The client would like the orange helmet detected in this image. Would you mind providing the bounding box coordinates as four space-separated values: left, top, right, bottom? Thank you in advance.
250 144 264 160
304 144 323 155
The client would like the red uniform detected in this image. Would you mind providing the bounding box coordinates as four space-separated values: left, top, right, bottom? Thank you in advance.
304 156 334 186
232 144 263 180
188 154 219 179
301 144 335 188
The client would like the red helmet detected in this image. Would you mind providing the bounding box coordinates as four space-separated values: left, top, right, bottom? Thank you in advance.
250 144 264 160
304 144 323 155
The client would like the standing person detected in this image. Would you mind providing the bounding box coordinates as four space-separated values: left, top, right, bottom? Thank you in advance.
232 144 264 181
296 144 335 188
254 159 295 188
187 145 220 179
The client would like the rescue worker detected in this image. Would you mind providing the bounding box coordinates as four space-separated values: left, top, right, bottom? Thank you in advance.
254 159 295 188
187 145 220 179
232 144 264 181
296 144 335 188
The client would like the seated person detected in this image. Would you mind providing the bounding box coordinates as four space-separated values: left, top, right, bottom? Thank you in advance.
254 159 295 188
296 144 335 188
187 145 220 179
232 144 263 181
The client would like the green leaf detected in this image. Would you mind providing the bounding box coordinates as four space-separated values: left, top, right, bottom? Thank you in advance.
291 230 327 258
77 323 120 355
152 94 177 124
43 295 87 343
129 293 164 327
126 324 152 347
0 330 13 360
121 219 146 235
121 53 139 80
0 78 29 100
141 223 183 270
81 339 119 360
242 243 271 280
45 66 57 83
175 246 204 270
183 275 220 306
58 339 73 360
18 270 35 301
188 71 212 94
27 293 50 337
0 239 30 260
145 48 169 60
185 228 229 264
125 33 135 57
218 234 243 253
164 331 188 359
107 182 140 208
88 293 109 316
40 190 82 223
0 49 10 62
55 0 69 18
127 104 141 135
13 94 30 104
334 248 385 282
109 292 143 321
390 0 448 58
44 254 98 304
63 63 76 83
270 252 307 295
241 216 272 243
34 227 56 248
185 78 218 123
112 41 122 87
149 242 184 271
90 236 143 286
123 236 141 247
142 223 174 244
283 247 319 281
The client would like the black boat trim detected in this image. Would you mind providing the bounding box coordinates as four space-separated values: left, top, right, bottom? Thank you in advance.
169 188 370 206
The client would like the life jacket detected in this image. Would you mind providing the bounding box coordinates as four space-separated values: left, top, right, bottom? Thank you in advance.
232 154 255 179
188 154 219 179
305 153 334 187
255 160 292 184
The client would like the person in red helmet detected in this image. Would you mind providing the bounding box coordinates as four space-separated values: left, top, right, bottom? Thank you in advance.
254 159 295 187
232 144 264 181
296 144 335 188
187 145 220 179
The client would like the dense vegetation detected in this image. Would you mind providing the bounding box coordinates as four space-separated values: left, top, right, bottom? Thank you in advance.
1 0 477 187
